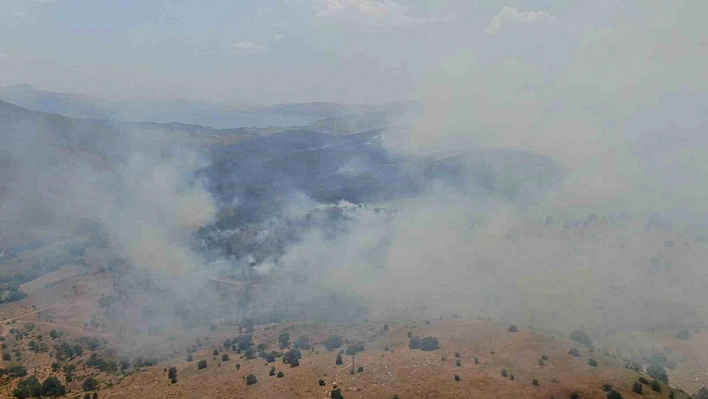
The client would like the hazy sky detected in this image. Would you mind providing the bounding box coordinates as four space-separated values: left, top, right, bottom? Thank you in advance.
0 0 705 104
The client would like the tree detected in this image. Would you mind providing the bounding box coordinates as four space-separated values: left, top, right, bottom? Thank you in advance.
279 332 291 349
13 376 42 399
246 374 257 385
570 330 592 347
198 360 207 370
82 377 98 391
647 365 668 383
697 387 708 399
269 366 276 376
168 366 177 379
408 336 421 349
454 374 460 381
675 327 691 340
41 376 66 397
319 379 326 386
606 390 623 399
331 388 344 399
588 358 598 367
650 380 661 392
283 348 302 366
325 335 343 351
501 369 508 377
294 335 312 350
8 364 28 377
532 378 539 386
570 392 579 399
336 353 343 365
345 343 364 356
569 347 581 357
632 381 643 394
186 354 193 362
277 371 284 378
222 354 230 361
455 359 461 367
420 337 439 351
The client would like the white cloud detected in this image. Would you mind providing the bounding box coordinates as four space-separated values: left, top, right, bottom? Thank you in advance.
313 0 426 25
487 6 558 34
230 41 265 50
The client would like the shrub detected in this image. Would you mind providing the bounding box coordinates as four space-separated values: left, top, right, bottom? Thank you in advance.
508 325 518 332
638 377 649 385
222 354 230 361
277 371 284 378
570 330 592 347
408 337 421 350
331 388 344 399
197 360 207 370
441 356 446 361
510 374 514 381
283 348 302 367
357 366 364 373
336 353 343 365
325 335 343 351
588 358 598 367
697 387 708 399
420 337 439 351
454 374 460 381
186 354 193 362
602 383 614 392
82 377 98 391
542 354 548 361
532 378 539 386
646 365 668 383
501 369 508 377
319 379 326 386
246 374 257 385
570 393 579 399
236 363 240 370
269 366 275 376
168 366 177 379
455 359 461 367
8 364 28 377
632 381 643 394
213 349 219 356
675 327 691 340
455 352 460 358
170 376 177 384
474 357 479 364
569 347 581 357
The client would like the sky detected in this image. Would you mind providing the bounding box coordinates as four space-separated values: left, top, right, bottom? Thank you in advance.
0 0 705 104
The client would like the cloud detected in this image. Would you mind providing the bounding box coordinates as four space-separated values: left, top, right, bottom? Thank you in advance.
274 34 285 40
313 0 426 25
230 41 265 50
487 6 558 34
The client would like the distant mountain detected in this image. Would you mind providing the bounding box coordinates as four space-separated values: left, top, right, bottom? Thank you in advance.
0 84 414 129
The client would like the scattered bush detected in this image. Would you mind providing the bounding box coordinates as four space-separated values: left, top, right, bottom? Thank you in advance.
357 366 364 373
454 352 460 358
246 374 257 385
277 371 284 378
675 327 691 340
13 376 42 399
197 360 207 370
283 348 302 367
474 357 479 364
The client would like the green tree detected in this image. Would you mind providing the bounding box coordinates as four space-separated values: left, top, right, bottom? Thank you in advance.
12 376 42 399
41 376 66 397
82 377 98 391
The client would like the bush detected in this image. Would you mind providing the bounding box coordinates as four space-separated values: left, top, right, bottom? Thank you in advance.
697 387 708 399
454 374 460 381
454 352 460 358
325 335 343 351
222 354 230 361
569 347 581 357
501 369 508 377
186 354 193 362
357 366 364 373
82 377 98 391
319 379 326 386
474 357 479 364
335 353 343 365
283 348 302 367
197 360 207 370
570 392 579 399
632 381 643 394
588 358 598 367
675 327 691 340
269 366 276 376
331 388 344 399
455 359 461 367
168 366 177 379
277 371 284 378
508 325 518 332
246 374 257 385
8 364 27 377
570 330 592 347
646 365 668 383
408 336 421 349
420 337 439 351
532 378 539 386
